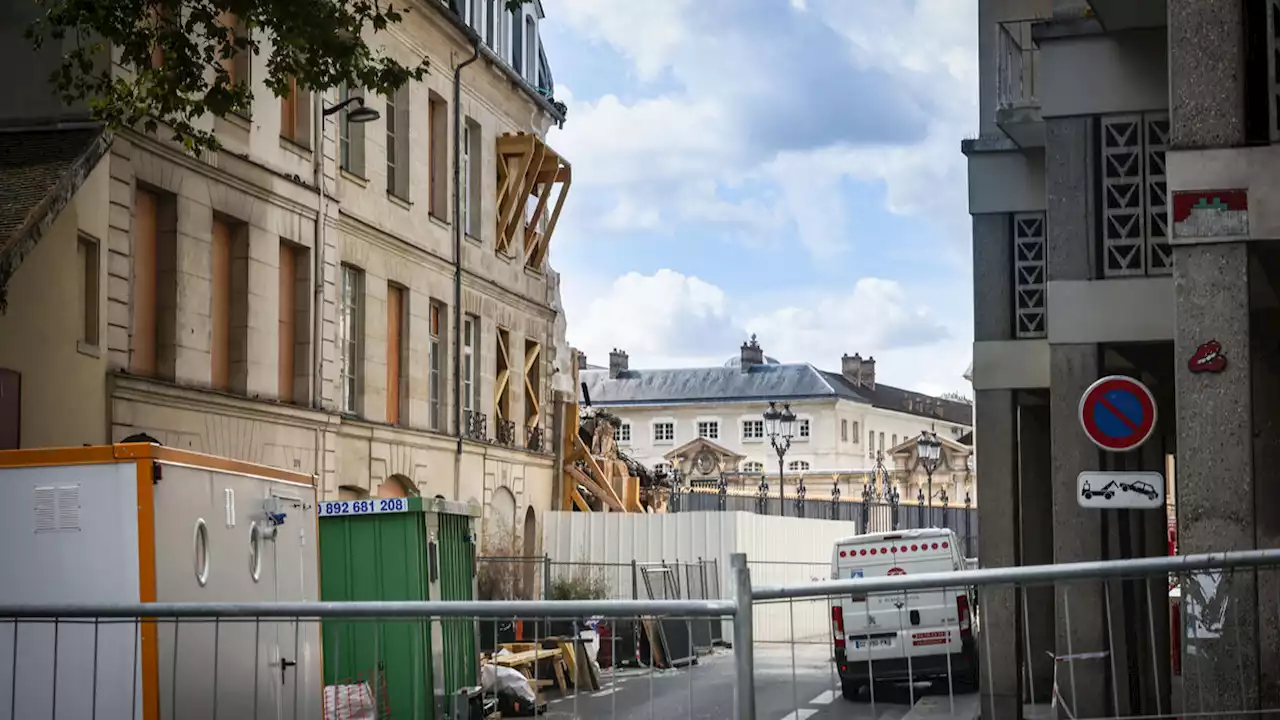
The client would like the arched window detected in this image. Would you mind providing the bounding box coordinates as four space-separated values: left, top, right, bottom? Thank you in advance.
742 461 764 473
788 460 810 471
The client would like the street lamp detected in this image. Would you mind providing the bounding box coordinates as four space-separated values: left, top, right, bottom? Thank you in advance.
915 431 943 512
764 401 796 516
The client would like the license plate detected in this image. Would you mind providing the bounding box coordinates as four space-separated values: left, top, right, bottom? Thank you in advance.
853 638 893 650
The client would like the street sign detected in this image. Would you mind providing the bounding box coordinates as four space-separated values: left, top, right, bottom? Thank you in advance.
1079 375 1157 451
1077 471 1165 510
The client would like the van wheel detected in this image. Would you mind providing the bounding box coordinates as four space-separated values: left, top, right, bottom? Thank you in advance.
841 680 862 701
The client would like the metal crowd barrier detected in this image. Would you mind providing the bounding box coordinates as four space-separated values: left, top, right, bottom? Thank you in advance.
4 549 1280 719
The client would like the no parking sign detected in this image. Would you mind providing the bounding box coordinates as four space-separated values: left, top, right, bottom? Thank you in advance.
1078 375 1158 452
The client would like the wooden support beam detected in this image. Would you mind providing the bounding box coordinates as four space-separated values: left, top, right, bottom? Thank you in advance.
572 434 627 511
567 464 624 512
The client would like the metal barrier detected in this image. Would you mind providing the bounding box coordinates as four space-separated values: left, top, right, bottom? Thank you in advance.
5 550 1280 719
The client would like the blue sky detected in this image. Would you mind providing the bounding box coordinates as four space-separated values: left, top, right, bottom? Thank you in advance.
540 0 978 396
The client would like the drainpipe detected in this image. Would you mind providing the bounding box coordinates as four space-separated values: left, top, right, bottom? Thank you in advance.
311 93 327 491
311 94 326 413
453 40 483 475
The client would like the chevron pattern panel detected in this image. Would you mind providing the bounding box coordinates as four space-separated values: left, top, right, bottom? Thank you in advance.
1101 115 1145 277
1013 212 1047 339
1145 113 1171 275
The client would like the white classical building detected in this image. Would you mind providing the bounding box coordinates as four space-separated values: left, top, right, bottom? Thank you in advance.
580 337 976 502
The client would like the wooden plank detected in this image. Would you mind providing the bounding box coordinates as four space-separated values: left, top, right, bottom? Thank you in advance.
493 647 562 667
573 434 627 510
566 465 624 512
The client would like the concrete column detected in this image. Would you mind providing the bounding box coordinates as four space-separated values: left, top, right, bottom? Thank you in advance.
1018 399 1055 702
1045 118 1093 282
1050 344 1106 718
1251 301 1280 711
1167 0 1246 148
1173 243 1257 712
975 389 1021 720
973 214 1013 342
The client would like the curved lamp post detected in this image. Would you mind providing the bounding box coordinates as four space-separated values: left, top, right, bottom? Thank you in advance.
764 401 796 516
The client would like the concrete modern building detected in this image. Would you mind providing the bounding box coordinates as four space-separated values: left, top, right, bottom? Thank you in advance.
966 0 1280 716
0 0 575 540
579 337 974 501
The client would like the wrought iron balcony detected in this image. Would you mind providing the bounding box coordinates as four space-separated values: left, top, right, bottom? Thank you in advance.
496 419 517 447
464 410 487 442
526 426 545 452
995 19 1044 148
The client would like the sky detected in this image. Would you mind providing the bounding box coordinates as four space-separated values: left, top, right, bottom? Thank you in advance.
540 0 978 397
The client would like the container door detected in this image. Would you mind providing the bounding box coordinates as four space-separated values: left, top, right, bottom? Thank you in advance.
438 512 477 693
320 500 433 719
271 490 306 720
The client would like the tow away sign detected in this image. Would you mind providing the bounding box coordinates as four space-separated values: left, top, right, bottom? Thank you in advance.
1077 471 1165 510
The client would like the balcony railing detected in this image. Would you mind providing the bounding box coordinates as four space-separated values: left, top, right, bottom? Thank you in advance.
496 419 517 447
464 410 487 442
996 20 1040 113
527 426 545 453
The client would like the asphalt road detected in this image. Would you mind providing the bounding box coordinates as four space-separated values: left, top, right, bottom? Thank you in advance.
540 644 977 720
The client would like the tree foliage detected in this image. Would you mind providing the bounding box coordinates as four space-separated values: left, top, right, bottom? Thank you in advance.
27 0 434 152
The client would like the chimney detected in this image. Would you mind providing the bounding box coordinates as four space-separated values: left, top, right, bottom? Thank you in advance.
608 348 629 379
861 356 876 390
841 353 863 386
577 352 588 371
740 334 763 372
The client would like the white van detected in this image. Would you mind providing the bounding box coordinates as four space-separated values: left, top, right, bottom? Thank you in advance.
829 528 977 699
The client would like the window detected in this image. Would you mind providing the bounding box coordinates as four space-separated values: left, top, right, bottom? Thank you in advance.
280 76 311 147
210 216 248 393
146 6 173 70
428 94 448 218
697 420 719 440
77 235 99 348
743 461 764 473
654 422 675 443
386 84 410 199
338 84 366 176
868 430 874 453
852 421 860 441
840 419 848 443
428 301 443 430
524 16 537 85
524 338 541 438
797 419 810 439
742 419 764 440
278 242 308 403
892 434 898 448
386 284 405 424
339 265 363 414
216 12 250 95
617 422 631 444
788 460 810 472
131 187 176 378
463 118 482 237
879 432 885 452
511 7 523 74
654 462 672 475
495 327 512 425
463 314 479 413
485 0 496 45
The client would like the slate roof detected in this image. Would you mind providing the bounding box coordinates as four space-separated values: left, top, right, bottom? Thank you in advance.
0 127 111 312
581 362 973 426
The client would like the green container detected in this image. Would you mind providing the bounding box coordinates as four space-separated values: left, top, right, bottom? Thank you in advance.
319 496 480 719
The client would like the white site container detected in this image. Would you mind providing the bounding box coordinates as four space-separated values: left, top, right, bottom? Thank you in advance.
0 442 321 720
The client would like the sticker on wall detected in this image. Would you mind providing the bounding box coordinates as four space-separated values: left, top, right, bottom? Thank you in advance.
1188 340 1227 374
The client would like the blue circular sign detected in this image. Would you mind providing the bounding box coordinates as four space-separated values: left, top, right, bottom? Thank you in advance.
1078 375 1158 451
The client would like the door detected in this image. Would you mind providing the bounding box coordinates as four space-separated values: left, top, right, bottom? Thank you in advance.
438 512 477 693
0 369 18 449
271 489 307 720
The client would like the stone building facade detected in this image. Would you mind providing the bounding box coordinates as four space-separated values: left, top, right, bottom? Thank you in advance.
0 0 573 545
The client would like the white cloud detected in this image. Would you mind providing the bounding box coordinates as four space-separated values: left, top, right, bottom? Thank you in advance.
567 271 968 395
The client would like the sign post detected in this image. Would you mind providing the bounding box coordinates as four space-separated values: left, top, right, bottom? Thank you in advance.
1077 375 1164 510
